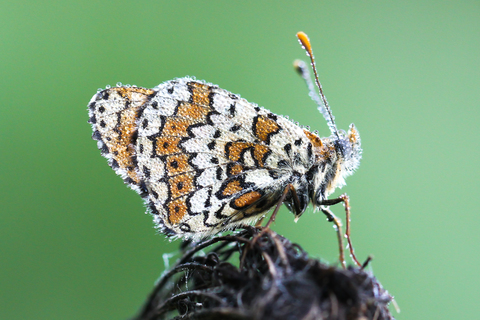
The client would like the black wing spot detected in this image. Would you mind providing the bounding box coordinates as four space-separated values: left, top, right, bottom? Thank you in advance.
228 104 236 117
170 160 178 168
139 181 148 195
278 159 289 168
143 165 151 178
111 159 119 169
100 143 109 154
216 167 223 180
230 124 241 132
207 141 216 150
92 130 102 140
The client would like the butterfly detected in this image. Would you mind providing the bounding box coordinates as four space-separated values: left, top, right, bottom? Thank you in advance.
88 32 362 267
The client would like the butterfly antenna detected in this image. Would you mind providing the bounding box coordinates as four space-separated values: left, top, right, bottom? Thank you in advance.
296 32 339 139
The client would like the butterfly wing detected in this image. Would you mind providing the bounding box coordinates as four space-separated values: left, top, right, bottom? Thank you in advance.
88 86 156 192
89 78 316 238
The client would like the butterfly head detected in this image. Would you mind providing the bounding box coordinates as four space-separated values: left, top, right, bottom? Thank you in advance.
305 123 361 211
335 123 362 179
324 123 362 195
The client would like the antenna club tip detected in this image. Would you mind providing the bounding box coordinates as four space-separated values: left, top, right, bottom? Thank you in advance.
296 31 312 52
296 31 308 40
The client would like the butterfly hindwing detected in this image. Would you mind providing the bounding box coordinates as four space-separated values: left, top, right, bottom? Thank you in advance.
89 78 317 238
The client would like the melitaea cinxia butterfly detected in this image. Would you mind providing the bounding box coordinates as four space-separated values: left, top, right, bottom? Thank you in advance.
88 32 363 267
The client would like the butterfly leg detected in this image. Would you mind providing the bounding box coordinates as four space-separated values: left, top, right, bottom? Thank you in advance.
319 194 362 268
249 184 297 245
339 194 362 267
255 216 265 227
243 184 298 268
264 184 299 228
320 206 346 269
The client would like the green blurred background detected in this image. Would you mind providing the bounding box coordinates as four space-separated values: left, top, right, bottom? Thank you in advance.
1 1 479 319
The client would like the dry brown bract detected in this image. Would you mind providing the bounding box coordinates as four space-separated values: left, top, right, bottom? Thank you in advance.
132 227 394 320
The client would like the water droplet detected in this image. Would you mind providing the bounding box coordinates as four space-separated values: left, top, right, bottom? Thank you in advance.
162 252 175 269
116 82 123 87
126 84 131 88
105 84 111 89
97 88 102 92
